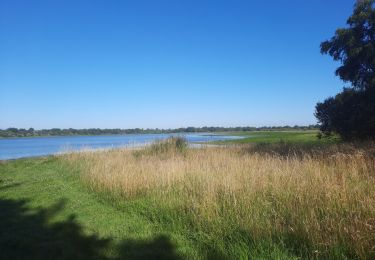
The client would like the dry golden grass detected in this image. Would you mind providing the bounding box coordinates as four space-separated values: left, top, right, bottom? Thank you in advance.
64 141 375 258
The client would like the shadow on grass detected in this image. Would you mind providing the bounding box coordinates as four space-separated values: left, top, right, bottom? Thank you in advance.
241 141 328 158
240 141 375 159
117 236 183 260
0 181 22 191
0 197 183 260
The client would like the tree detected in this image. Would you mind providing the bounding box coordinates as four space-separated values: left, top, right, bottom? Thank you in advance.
320 0 375 91
315 0 375 140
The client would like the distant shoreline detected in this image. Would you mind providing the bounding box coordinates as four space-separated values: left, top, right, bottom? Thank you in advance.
0 132 225 139
0 126 319 139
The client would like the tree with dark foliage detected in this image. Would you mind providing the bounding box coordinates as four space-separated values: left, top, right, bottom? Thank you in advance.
316 0 375 140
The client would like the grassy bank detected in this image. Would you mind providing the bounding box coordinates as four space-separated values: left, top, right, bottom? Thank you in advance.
0 156 191 259
219 130 339 144
1 138 374 259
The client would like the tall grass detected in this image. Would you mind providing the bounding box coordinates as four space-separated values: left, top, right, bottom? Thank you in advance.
65 139 375 258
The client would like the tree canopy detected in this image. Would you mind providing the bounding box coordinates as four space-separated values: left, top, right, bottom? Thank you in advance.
320 0 375 91
316 0 375 140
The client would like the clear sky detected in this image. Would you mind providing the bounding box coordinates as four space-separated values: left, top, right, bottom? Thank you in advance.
0 0 354 129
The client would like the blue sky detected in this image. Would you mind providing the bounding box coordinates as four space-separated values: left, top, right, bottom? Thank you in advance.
0 0 354 129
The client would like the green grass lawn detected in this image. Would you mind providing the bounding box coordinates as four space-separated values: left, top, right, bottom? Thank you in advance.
0 157 188 259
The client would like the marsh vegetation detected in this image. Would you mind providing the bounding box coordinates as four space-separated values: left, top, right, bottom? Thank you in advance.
60 138 375 259
1 135 375 259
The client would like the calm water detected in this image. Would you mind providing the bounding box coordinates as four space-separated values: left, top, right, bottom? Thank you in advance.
0 133 241 160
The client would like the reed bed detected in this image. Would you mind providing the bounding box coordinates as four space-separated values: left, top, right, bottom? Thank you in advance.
64 139 375 258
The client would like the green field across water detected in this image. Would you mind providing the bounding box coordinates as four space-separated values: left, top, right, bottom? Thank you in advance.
218 130 339 144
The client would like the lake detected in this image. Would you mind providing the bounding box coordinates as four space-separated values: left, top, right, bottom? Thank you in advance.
0 133 241 160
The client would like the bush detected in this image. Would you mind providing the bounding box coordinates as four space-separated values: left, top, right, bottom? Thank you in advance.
134 137 188 158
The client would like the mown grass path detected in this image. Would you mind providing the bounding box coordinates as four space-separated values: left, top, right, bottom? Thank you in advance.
0 157 190 259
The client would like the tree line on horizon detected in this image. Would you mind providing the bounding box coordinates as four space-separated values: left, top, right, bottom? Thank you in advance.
0 125 319 138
